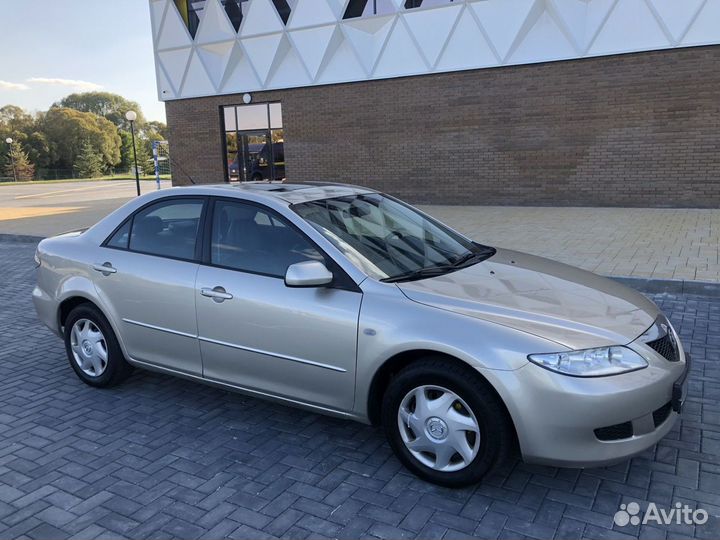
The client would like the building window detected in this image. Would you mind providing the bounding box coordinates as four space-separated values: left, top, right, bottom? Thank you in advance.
173 0 297 37
403 0 456 8
343 0 396 19
223 103 284 183
271 0 293 25
224 0 246 32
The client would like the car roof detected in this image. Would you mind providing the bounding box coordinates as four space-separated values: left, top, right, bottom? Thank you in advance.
176 182 377 205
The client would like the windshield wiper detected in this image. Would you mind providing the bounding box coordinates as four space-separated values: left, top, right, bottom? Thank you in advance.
450 247 496 268
381 265 455 283
382 247 497 283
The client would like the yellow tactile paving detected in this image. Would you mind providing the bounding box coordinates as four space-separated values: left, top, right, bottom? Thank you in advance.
0 207 85 221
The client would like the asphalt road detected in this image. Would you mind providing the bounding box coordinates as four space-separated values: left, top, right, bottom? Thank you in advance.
0 181 170 238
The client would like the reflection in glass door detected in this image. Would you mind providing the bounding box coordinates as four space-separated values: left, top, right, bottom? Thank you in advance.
238 131 269 183
223 103 284 182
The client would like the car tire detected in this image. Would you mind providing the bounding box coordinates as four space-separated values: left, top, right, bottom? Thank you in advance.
382 358 514 487
64 304 133 388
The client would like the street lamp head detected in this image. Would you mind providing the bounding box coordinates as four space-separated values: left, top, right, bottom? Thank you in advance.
125 110 137 122
5 137 12 144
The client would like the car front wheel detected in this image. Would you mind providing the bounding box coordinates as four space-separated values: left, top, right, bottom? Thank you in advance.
64 304 133 388
382 358 514 487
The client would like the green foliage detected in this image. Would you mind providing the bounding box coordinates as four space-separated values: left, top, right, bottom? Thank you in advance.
24 131 51 169
119 130 134 171
0 96 165 176
144 120 167 140
55 92 146 131
4 142 35 181
73 140 105 178
120 130 153 174
0 105 35 134
41 108 121 169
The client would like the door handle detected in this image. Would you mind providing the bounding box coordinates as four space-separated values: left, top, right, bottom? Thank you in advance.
92 262 117 275
200 286 233 302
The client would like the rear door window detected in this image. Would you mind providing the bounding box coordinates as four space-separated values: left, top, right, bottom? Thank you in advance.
127 199 204 261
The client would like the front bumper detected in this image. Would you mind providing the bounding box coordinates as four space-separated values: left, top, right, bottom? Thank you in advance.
491 350 690 468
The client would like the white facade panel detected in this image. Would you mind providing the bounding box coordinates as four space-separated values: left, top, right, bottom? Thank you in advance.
150 0 720 101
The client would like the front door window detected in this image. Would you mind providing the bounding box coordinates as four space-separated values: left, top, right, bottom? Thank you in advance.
223 103 284 183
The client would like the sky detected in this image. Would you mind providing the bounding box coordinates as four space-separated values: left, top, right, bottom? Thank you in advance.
0 0 165 122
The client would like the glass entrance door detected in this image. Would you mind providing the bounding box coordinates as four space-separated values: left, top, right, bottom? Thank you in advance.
237 130 269 182
223 103 284 182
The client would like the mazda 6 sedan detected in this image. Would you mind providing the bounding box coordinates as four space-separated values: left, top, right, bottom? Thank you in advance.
33 182 690 486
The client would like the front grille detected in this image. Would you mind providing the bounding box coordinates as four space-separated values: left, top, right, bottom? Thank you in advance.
594 422 633 441
653 402 673 427
647 333 680 362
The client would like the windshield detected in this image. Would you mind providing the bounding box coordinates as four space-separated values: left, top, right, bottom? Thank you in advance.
293 193 494 282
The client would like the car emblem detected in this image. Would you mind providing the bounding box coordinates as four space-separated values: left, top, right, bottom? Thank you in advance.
426 417 448 440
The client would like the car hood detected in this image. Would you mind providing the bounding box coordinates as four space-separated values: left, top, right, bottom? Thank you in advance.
396 248 659 350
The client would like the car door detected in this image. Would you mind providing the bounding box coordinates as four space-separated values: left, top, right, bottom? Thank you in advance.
94 197 205 375
195 198 361 411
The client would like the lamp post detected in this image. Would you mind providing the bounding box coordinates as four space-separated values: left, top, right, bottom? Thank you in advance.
125 111 141 196
5 137 17 183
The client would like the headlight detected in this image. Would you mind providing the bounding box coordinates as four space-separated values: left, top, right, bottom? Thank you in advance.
528 346 648 377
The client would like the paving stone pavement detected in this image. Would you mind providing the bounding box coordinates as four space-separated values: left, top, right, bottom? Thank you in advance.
421 206 720 283
0 240 718 540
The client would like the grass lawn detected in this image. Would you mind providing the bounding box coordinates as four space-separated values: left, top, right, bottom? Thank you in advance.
0 174 172 186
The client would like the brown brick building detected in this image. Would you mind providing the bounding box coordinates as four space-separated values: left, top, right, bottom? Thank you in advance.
153 0 720 207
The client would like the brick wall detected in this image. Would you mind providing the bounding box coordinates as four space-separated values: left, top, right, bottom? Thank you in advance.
165 45 720 207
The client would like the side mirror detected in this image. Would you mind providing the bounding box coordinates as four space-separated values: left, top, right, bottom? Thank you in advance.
285 261 333 288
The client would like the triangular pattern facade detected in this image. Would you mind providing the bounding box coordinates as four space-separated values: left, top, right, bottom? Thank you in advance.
153 0 720 100
374 17 428 77
198 41 236 90
342 15 396 76
402 4 463 68
149 0 168 41
195 0 237 44
158 47 192 94
220 42 262 93
289 0 337 29
589 0 668 56
181 50 217 96
289 25 341 80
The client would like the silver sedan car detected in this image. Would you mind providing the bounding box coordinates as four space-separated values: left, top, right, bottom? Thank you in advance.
33 183 689 487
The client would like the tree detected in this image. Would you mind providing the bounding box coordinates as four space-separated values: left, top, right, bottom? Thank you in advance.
0 105 35 134
24 131 51 169
41 108 121 169
55 92 146 131
0 105 41 165
73 140 104 178
144 120 167 140
4 142 35 181
120 130 154 175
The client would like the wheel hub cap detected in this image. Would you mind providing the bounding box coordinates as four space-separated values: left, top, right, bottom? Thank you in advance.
426 417 448 440
397 385 481 473
69 319 108 377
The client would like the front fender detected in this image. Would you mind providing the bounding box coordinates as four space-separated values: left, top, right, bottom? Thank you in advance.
354 280 560 418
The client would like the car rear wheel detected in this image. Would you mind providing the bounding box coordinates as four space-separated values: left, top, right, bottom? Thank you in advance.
64 304 133 388
382 358 513 487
